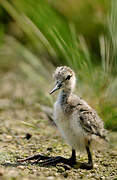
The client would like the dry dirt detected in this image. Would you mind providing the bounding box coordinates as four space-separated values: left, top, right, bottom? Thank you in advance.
0 72 117 180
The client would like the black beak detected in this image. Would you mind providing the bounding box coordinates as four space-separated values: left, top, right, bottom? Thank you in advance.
50 83 62 94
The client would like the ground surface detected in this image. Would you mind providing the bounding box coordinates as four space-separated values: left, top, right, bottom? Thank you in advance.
0 72 117 180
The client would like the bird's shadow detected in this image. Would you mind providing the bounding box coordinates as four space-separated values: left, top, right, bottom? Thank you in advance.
1 161 28 167
1 159 71 171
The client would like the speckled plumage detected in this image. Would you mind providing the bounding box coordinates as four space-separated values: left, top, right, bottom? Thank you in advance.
53 66 108 152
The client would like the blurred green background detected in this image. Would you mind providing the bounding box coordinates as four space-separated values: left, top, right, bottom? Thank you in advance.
0 0 117 130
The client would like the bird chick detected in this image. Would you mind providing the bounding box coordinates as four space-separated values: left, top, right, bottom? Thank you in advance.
18 66 108 170
50 66 108 169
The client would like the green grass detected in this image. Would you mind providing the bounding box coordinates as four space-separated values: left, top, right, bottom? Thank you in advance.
0 0 117 130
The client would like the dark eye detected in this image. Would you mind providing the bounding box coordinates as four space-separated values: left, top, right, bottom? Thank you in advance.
66 75 71 80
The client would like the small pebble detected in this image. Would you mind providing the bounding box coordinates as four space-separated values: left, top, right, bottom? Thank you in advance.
25 133 32 140
62 172 68 178
47 176 54 180
18 166 25 170
0 171 3 176
47 147 53 152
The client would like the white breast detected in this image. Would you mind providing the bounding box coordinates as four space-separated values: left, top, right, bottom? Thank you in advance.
53 101 86 152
